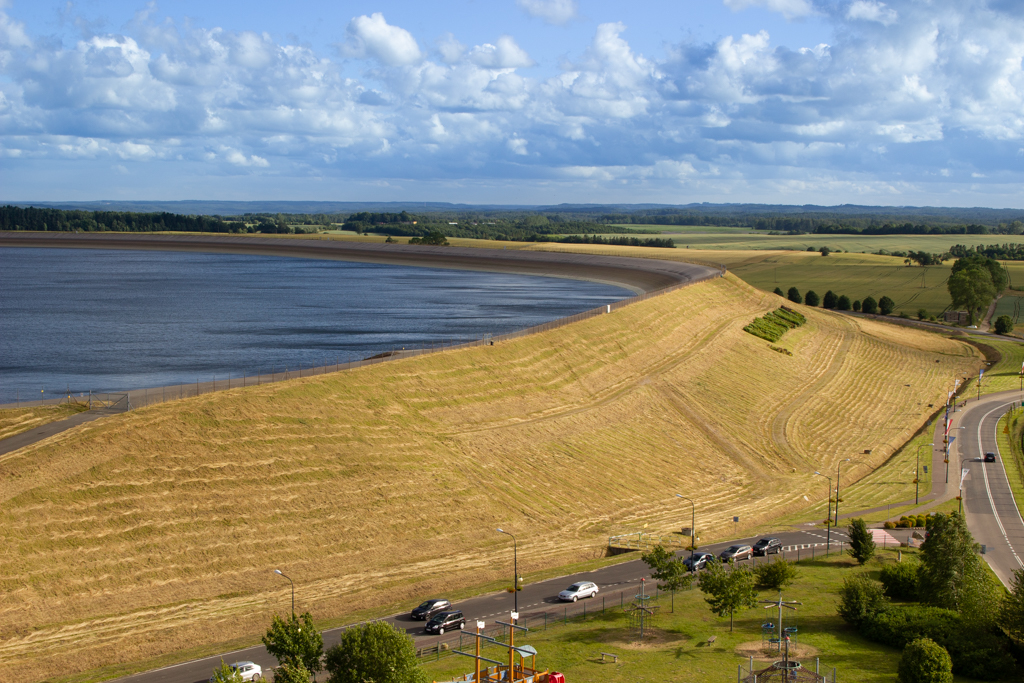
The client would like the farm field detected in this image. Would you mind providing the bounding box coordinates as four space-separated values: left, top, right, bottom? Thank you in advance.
0 273 981 682
419 549 923 683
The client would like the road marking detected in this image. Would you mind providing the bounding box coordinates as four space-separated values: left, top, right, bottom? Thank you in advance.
982 404 1024 569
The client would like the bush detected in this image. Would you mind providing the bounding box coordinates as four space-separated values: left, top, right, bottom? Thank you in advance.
274 663 313 683
884 521 897 529
862 296 879 314
880 561 920 601
210 661 244 683
820 246 831 256
822 290 837 309
879 296 896 315
898 638 953 683
994 315 1014 335
837 294 851 310
918 308 928 320
787 287 802 304
754 559 798 591
837 576 888 627
805 290 820 307
853 299 862 312
773 286 784 296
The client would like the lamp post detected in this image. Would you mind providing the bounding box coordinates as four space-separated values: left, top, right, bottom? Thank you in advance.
274 569 294 619
497 528 519 616
675 494 696 565
915 444 934 505
834 458 863 526
814 472 833 553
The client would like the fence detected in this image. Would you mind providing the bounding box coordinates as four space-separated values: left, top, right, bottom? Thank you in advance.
1 264 726 413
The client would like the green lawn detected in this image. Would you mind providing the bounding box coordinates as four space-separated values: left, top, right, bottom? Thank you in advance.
419 549 971 683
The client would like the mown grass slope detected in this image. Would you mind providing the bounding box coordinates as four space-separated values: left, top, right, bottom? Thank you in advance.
0 274 979 682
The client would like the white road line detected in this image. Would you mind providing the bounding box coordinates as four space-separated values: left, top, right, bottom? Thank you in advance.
978 404 1024 568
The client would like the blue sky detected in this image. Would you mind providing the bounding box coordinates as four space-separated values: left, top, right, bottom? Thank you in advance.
1 0 1023 207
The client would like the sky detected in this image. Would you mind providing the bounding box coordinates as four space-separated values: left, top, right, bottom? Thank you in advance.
1 0 1023 207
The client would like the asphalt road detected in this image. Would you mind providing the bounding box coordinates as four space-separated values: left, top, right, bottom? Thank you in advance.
108 527 850 683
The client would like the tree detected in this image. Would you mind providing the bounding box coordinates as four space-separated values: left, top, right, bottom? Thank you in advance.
698 558 758 631
950 254 1007 291
999 568 1024 640
847 518 876 564
408 230 450 246
837 295 852 311
820 246 831 256
853 299 862 312
878 296 896 315
917 308 928 320
805 290 820 307
787 287 802 304
274 663 312 683
263 612 324 676
862 296 878 314
994 315 1014 335
947 265 996 325
641 545 694 592
210 661 244 683
897 637 953 683
918 512 994 616
773 286 784 296
325 620 424 683
837 575 888 627
823 290 838 309
753 558 798 591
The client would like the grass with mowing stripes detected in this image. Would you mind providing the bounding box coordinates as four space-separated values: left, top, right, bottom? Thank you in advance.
0 403 87 441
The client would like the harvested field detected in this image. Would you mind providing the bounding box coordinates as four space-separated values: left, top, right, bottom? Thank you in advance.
0 404 87 442
0 274 980 682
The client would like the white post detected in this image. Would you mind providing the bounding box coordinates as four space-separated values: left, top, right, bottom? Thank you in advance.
606 304 611 313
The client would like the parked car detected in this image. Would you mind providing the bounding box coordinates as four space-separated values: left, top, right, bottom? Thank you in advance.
719 545 753 562
210 662 262 682
425 610 465 635
984 452 997 462
753 538 783 556
682 552 715 572
412 598 451 620
558 581 598 602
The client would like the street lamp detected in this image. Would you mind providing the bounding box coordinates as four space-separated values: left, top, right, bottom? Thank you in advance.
675 494 696 565
915 444 934 505
835 458 863 526
274 569 295 618
497 528 519 616
814 472 833 553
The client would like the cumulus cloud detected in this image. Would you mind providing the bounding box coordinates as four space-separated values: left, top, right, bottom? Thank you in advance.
342 13 421 66
846 0 898 25
723 0 814 20
516 0 578 25
468 36 534 68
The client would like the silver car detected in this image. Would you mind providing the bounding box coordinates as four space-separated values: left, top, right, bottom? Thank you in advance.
558 581 598 602
211 662 262 682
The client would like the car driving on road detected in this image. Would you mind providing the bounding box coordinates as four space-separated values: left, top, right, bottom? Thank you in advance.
752 538 783 556
682 552 715 572
719 545 753 562
412 598 451 620
985 452 997 462
210 662 262 682
558 581 598 602
425 610 465 635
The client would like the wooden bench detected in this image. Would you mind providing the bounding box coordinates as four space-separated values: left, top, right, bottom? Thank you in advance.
706 636 717 646
600 652 619 663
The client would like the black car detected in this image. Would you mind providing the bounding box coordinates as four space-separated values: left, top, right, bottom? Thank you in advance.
753 538 783 556
425 610 465 635
411 599 451 620
682 552 715 572
984 452 996 462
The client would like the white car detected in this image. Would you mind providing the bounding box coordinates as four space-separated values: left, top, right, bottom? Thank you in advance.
558 581 598 602
211 662 262 682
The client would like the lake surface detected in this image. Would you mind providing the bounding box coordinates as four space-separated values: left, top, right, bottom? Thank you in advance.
0 248 631 404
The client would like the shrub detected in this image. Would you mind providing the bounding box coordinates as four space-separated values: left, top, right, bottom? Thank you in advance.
210 661 244 683
880 562 920 601
822 290 837 309
754 559 798 591
898 638 953 683
837 576 888 627
994 315 1014 335
918 308 928 320
773 286 784 296
837 294 851 310
853 299 862 311
820 246 831 256
787 287 802 304
862 296 879 314
743 307 806 342
883 520 896 529
275 663 313 683
805 290 820 307
879 296 896 315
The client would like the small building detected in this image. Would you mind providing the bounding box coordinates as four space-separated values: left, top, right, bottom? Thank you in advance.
944 310 969 324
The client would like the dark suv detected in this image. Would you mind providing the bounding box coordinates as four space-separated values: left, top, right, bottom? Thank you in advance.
425 610 465 635
411 599 451 620
753 538 783 556
984 452 996 462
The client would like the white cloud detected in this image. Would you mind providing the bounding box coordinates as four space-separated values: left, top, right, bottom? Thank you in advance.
723 0 814 20
516 0 578 26
846 1 898 26
507 135 528 155
469 36 534 69
342 13 421 66
223 148 270 167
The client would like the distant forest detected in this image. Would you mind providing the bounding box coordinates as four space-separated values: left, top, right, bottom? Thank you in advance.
0 205 236 233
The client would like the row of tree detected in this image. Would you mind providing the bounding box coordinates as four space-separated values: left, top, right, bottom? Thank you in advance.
0 205 238 233
774 286 896 315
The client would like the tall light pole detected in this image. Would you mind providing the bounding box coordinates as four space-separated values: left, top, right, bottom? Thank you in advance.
675 494 696 565
497 528 518 616
915 444 934 505
834 458 862 526
814 472 833 553
274 569 295 619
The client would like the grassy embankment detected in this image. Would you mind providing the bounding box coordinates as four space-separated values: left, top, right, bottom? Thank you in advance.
0 273 981 682
0 404 87 441
418 549 936 683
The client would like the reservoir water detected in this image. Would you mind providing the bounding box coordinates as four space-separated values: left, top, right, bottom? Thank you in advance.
0 248 631 404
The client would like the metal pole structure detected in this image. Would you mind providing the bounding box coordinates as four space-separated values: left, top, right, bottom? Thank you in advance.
834 459 849 526
814 472 832 553
497 528 519 615
676 494 696 564
914 444 932 505
274 569 295 618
